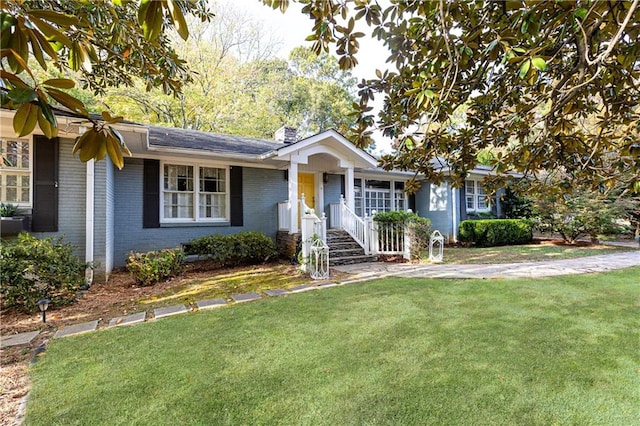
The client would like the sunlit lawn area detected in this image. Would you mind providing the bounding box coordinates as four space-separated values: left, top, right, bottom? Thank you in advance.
26 267 640 425
439 241 635 264
138 263 315 308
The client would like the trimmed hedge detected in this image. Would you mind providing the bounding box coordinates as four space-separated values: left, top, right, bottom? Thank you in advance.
126 248 185 286
458 219 533 247
186 231 277 267
0 233 88 311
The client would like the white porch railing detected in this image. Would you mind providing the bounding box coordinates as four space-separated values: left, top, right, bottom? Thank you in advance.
371 219 411 260
339 195 370 254
330 202 341 228
300 194 329 279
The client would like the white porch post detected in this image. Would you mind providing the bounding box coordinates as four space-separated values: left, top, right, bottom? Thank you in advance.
345 166 355 211
289 162 299 233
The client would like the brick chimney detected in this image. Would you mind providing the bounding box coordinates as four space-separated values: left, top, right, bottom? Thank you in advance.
274 126 297 144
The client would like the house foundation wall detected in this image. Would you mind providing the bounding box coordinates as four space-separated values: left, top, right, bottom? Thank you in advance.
277 231 300 260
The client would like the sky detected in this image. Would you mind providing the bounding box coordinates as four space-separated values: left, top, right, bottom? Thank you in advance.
214 0 393 153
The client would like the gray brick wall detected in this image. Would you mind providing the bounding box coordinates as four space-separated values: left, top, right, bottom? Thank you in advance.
112 159 288 267
415 181 454 240
323 173 343 221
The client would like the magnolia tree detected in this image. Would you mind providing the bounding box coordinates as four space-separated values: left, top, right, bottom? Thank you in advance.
1 0 213 168
263 0 639 194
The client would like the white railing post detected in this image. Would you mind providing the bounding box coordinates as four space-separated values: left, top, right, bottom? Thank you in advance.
320 212 327 242
364 214 372 255
403 223 411 260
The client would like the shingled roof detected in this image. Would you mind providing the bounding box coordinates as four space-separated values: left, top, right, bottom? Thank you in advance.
148 125 287 156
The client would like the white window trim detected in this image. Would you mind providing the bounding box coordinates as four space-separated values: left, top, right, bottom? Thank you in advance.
160 160 230 223
353 176 408 217
465 179 491 212
0 136 33 208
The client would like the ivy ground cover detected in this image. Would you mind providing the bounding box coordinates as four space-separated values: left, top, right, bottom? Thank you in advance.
26 268 640 425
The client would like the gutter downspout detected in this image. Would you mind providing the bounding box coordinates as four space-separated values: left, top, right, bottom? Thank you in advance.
451 185 458 243
85 158 94 285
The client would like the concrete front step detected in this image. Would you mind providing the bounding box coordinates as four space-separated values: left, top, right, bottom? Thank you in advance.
331 248 366 257
330 254 378 266
326 229 378 266
329 242 364 250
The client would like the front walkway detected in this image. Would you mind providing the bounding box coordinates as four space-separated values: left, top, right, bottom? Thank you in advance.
333 251 640 280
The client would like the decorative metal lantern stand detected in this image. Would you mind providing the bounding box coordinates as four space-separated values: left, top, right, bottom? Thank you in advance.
428 230 444 263
309 238 330 279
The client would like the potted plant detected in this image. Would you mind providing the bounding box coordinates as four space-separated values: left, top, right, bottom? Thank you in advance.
1 202 29 236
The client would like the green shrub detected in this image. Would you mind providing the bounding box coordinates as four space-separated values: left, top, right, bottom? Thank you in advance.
373 211 432 259
0 202 18 217
126 248 185 286
186 231 277 267
458 219 533 247
0 233 88 311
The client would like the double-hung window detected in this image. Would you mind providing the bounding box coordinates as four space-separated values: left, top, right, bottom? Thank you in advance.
0 138 31 206
162 163 228 222
465 179 489 211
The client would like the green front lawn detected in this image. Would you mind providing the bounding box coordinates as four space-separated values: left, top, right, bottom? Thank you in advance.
26 268 640 425
439 241 635 264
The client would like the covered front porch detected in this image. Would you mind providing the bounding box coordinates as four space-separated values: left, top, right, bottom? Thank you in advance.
267 129 380 234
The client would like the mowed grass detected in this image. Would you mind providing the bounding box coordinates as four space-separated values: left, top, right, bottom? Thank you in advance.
138 263 314 307
26 268 640 425
440 242 635 264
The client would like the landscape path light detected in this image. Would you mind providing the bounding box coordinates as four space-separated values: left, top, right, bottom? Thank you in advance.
37 298 50 323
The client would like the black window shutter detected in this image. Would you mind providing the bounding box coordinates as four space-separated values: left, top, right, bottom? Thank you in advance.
32 136 59 232
408 194 416 212
229 166 243 226
459 181 468 221
143 159 160 228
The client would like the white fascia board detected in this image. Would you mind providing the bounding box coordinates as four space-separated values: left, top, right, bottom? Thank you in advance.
139 148 286 170
274 129 378 168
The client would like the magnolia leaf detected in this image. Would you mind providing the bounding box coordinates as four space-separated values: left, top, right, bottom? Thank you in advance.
43 78 75 89
106 132 125 169
78 130 102 162
166 0 189 41
27 10 79 27
13 102 38 137
7 87 37 103
46 88 88 115
37 107 58 139
25 28 47 69
518 59 531 79
139 0 164 41
574 8 588 20
531 56 547 71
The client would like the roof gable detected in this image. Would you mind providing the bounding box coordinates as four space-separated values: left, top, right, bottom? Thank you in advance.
269 129 378 169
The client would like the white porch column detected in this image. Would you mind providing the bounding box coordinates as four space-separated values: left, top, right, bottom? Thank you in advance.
289 162 299 233
345 166 355 211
